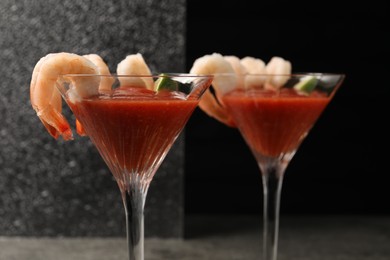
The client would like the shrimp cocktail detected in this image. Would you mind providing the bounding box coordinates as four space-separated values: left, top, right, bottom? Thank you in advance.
190 53 345 260
30 52 213 260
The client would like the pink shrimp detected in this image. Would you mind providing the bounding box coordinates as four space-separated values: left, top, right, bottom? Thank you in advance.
190 53 238 126
30 52 100 140
190 53 292 127
116 53 154 89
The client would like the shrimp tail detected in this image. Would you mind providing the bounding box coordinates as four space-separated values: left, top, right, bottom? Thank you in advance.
39 119 60 139
37 106 73 140
199 89 235 127
76 120 87 136
30 52 100 140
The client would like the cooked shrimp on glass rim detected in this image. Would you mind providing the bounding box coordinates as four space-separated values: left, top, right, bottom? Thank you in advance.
189 53 292 127
30 52 100 141
30 52 154 140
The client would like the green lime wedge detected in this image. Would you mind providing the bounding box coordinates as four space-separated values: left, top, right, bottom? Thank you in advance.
155 74 179 91
293 76 318 93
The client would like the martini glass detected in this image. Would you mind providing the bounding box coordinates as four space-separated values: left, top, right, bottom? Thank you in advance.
56 74 212 260
221 73 345 260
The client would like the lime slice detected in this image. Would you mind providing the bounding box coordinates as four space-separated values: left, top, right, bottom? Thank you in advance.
154 74 178 91
293 76 318 93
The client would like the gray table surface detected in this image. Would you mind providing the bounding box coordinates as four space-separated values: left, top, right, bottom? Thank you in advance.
1 215 389 260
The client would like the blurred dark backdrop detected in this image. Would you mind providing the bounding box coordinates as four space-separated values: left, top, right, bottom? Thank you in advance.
185 0 389 215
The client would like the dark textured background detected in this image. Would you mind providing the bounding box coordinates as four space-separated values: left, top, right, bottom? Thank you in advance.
0 0 185 237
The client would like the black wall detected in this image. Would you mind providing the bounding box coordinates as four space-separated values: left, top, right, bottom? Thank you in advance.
185 0 390 215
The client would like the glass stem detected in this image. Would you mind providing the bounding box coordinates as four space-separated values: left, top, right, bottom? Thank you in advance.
259 159 287 260
122 179 148 260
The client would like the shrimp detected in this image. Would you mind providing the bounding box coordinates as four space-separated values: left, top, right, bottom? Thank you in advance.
240 56 266 74
189 53 237 126
264 56 292 89
190 53 292 127
240 56 266 88
30 52 100 140
83 54 114 91
116 53 154 89
224 55 247 89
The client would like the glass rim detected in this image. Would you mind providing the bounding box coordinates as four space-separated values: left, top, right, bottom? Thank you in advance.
213 72 346 77
60 73 345 78
60 73 214 78
245 72 346 77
